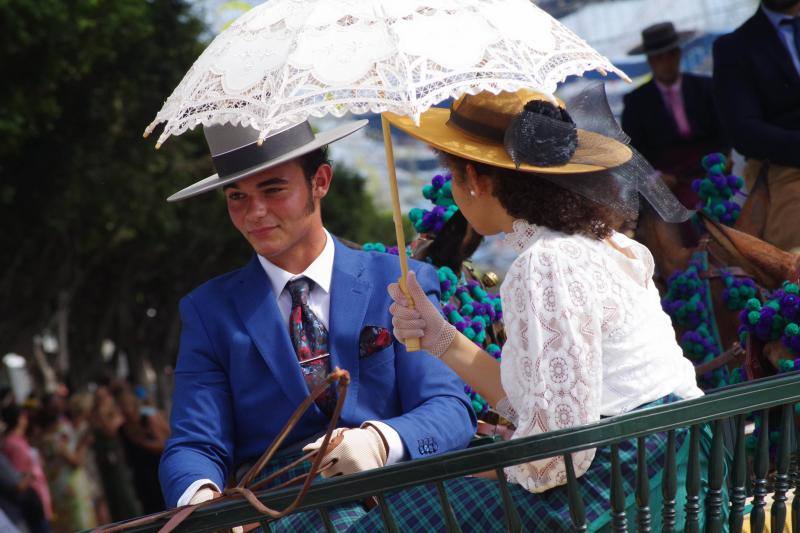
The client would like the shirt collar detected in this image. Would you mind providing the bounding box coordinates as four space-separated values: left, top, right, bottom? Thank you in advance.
762 4 795 30
257 229 335 297
654 74 682 94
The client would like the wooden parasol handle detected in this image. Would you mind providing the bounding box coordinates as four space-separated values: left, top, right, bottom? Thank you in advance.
381 114 421 352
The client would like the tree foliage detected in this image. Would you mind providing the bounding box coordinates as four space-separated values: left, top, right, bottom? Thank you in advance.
0 0 405 387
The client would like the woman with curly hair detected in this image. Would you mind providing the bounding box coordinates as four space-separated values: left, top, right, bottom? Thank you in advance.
349 85 716 531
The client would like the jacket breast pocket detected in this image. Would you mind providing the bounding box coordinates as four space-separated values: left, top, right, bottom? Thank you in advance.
359 345 395 371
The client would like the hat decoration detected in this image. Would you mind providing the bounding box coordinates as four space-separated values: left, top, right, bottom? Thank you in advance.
504 100 579 168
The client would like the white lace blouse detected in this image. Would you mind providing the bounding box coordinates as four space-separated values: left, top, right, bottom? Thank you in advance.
499 220 702 493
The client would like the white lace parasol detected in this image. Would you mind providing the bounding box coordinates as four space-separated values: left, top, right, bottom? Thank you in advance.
145 0 627 147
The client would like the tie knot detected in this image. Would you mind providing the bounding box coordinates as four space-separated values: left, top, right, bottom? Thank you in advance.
780 17 800 30
287 277 311 305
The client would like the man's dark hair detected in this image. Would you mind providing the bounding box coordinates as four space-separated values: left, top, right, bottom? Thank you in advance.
296 146 331 183
441 153 623 240
1 404 22 431
762 0 800 11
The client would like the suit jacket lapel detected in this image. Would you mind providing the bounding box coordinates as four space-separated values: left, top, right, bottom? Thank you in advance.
752 9 800 83
232 256 310 410
328 240 371 421
644 80 678 138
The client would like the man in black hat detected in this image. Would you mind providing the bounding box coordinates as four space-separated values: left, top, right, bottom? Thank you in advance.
713 0 800 252
622 22 728 208
157 119 477 529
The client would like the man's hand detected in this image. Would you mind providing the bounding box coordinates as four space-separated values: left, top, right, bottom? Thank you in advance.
303 425 388 478
188 486 247 533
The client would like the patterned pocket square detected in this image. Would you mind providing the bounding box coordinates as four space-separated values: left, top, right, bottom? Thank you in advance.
359 326 393 358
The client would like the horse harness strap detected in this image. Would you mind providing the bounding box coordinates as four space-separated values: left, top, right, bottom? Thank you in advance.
95 369 352 533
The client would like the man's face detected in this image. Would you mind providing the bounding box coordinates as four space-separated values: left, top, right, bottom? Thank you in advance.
648 48 682 85
225 159 330 267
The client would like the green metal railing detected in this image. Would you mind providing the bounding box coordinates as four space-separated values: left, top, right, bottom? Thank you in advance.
109 371 800 533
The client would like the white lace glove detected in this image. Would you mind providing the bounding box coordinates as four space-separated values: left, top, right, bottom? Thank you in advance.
188 487 243 533
388 271 457 357
302 425 388 478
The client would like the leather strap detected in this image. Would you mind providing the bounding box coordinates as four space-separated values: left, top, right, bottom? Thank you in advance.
94 368 351 533
694 342 745 376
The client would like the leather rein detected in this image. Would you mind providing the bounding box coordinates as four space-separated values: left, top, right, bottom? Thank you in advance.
95 368 351 533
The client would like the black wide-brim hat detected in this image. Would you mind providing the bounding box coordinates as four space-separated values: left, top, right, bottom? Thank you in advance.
628 22 695 56
167 119 367 202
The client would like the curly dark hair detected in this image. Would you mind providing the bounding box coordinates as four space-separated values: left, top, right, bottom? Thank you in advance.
440 153 622 240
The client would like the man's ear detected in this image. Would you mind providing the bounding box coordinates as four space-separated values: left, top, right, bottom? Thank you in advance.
312 163 333 199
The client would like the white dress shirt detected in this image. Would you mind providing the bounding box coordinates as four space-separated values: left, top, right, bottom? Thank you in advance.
178 229 405 507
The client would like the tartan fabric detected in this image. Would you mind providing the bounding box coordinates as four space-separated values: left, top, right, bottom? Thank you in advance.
348 394 726 532
246 451 367 532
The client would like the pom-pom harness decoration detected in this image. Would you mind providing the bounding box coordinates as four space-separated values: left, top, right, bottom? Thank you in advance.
363 172 504 417
661 153 756 389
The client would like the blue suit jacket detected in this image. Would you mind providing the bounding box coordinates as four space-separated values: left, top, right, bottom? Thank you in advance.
159 239 476 507
713 9 800 166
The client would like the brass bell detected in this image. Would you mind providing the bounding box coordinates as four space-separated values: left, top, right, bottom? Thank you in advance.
481 271 499 288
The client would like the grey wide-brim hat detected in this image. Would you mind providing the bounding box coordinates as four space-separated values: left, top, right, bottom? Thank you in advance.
627 22 695 56
167 119 368 202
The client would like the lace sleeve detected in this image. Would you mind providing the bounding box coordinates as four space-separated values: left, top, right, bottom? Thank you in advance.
501 242 603 493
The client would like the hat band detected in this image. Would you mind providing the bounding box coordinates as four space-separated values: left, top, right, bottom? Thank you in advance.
211 122 315 177
446 110 505 144
643 34 678 51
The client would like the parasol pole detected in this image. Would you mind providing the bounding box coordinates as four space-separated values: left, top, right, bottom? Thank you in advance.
381 113 421 352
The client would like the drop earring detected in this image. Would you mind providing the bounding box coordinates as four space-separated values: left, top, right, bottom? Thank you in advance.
469 190 476 197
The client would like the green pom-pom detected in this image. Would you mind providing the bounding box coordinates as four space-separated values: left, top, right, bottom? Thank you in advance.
778 359 795 372
748 311 761 325
785 323 800 336
422 185 434 199
709 163 725 175
784 282 799 295
745 298 762 311
766 300 781 311
463 327 476 340
461 304 474 316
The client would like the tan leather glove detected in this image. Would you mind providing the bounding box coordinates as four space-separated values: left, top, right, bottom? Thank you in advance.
388 271 457 357
302 425 388 478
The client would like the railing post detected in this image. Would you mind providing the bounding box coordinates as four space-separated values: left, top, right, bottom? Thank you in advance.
610 443 627 531
729 414 747 533
792 408 799 533
771 403 793 532
435 481 463 533
318 507 335 533
662 430 678 533
376 493 399 533
635 436 651 533
705 419 725 533
564 453 588 532
494 467 522 532
684 425 701 533
751 409 770 533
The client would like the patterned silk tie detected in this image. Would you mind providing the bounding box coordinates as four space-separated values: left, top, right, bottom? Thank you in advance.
286 277 335 416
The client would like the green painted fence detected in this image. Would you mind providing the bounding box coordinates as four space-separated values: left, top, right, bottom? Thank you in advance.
104 371 800 533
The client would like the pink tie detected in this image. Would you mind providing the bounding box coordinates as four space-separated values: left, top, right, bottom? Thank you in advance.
666 86 691 138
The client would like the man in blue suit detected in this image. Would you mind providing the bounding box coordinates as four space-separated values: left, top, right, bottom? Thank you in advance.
158 119 476 529
713 0 800 251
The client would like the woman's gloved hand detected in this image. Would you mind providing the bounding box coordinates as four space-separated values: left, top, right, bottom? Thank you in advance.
387 271 457 357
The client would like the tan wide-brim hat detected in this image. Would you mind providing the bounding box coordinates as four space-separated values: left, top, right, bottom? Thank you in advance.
384 89 631 174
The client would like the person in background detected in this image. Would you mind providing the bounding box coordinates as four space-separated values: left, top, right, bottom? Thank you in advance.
622 22 729 210
1 404 52 531
713 0 800 251
113 384 167 515
37 393 96 533
69 392 108 525
90 386 142 521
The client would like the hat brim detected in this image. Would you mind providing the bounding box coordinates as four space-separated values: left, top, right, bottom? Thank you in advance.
627 30 696 56
167 119 369 202
383 110 631 174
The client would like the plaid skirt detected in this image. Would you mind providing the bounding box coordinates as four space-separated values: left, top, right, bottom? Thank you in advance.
348 395 726 532
244 451 368 532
